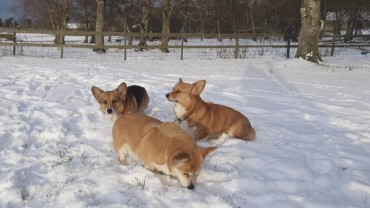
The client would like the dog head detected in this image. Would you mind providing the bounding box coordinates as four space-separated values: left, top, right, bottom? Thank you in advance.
91 82 128 121
165 78 206 119
168 145 217 189
166 78 206 103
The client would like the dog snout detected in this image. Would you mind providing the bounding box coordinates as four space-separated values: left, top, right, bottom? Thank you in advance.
106 108 113 114
165 93 169 98
187 183 195 190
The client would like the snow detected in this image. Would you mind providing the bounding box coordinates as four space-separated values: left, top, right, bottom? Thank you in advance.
0 50 370 208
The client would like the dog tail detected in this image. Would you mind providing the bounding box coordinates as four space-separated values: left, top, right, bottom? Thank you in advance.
247 128 256 141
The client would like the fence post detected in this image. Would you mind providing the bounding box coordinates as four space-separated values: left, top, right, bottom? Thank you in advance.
60 46 64 58
234 33 239 59
331 33 336 56
181 31 184 60
124 33 127 61
13 32 16 55
286 39 291 58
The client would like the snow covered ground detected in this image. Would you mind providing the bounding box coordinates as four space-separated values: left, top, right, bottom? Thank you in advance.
0 51 370 207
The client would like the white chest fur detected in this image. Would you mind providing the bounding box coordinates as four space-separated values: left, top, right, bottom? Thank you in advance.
174 103 187 119
174 103 197 139
104 113 118 124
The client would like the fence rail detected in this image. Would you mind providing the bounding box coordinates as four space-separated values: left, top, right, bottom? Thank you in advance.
1 27 369 59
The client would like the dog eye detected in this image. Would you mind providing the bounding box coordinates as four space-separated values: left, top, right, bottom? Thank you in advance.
175 90 181 94
184 173 190 177
103 100 108 104
112 99 117 104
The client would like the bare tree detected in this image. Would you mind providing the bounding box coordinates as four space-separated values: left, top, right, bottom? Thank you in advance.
160 0 170 53
94 0 105 52
248 0 257 40
343 1 366 42
43 0 71 44
295 0 322 63
141 0 151 37
158 0 197 52
133 0 152 50
20 0 71 44
73 0 96 43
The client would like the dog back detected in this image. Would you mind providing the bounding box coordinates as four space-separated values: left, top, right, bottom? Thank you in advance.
128 85 149 112
112 113 161 153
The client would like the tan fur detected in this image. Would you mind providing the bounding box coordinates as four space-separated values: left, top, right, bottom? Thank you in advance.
112 113 217 189
166 78 256 141
91 82 149 122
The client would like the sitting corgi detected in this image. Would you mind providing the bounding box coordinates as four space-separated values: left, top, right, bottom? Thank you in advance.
91 82 149 122
166 78 255 141
112 113 217 189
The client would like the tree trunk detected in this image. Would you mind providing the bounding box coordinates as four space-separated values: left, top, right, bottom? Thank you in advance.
141 0 151 34
50 0 70 45
344 8 361 42
160 0 170 53
94 0 105 53
229 0 237 34
46 2 59 44
295 0 322 63
181 0 190 42
136 0 151 51
333 11 342 37
249 4 256 41
83 2 90 44
122 17 133 46
59 12 69 45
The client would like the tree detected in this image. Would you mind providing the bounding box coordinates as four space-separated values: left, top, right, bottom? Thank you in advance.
94 0 105 53
160 0 170 53
74 0 96 43
5 17 15 27
19 0 71 44
295 0 323 63
343 0 368 42
44 0 71 44
133 0 152 51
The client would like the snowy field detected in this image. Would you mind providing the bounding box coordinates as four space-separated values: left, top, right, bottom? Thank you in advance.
0 50 370 207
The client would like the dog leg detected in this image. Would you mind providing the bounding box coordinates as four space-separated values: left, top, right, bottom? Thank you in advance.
229 121 256 141
207 133 227 146
144 163 165 175
117 145 129 165
144 163 156 172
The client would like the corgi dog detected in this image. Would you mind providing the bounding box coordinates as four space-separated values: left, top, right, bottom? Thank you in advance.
166 78 255 141
112 113 217 189
91 82 149 122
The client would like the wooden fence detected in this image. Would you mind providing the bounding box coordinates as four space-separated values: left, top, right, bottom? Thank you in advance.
1 27 370 59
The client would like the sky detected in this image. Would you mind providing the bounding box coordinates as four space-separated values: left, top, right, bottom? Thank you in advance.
0 0 18 20
0 34 369 207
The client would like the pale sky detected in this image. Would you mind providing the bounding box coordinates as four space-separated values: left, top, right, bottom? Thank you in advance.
0 0 18 20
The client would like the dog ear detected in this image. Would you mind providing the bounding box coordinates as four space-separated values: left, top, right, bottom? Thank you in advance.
116 82 128 98
191 80 206 95
174 151 189 162
169 151 189 169
179 78 183 83
199 146 217 160
91 86 103 101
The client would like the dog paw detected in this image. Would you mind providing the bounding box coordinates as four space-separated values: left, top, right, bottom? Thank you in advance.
119 159 129 165
208 134 228 147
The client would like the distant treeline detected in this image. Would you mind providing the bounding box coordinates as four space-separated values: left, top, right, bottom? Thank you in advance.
4 0 370 43
0 17 19 28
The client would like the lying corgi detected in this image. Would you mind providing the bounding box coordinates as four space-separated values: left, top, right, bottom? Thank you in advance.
112 113 217 189
91 82 149 122
166 78 255 141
